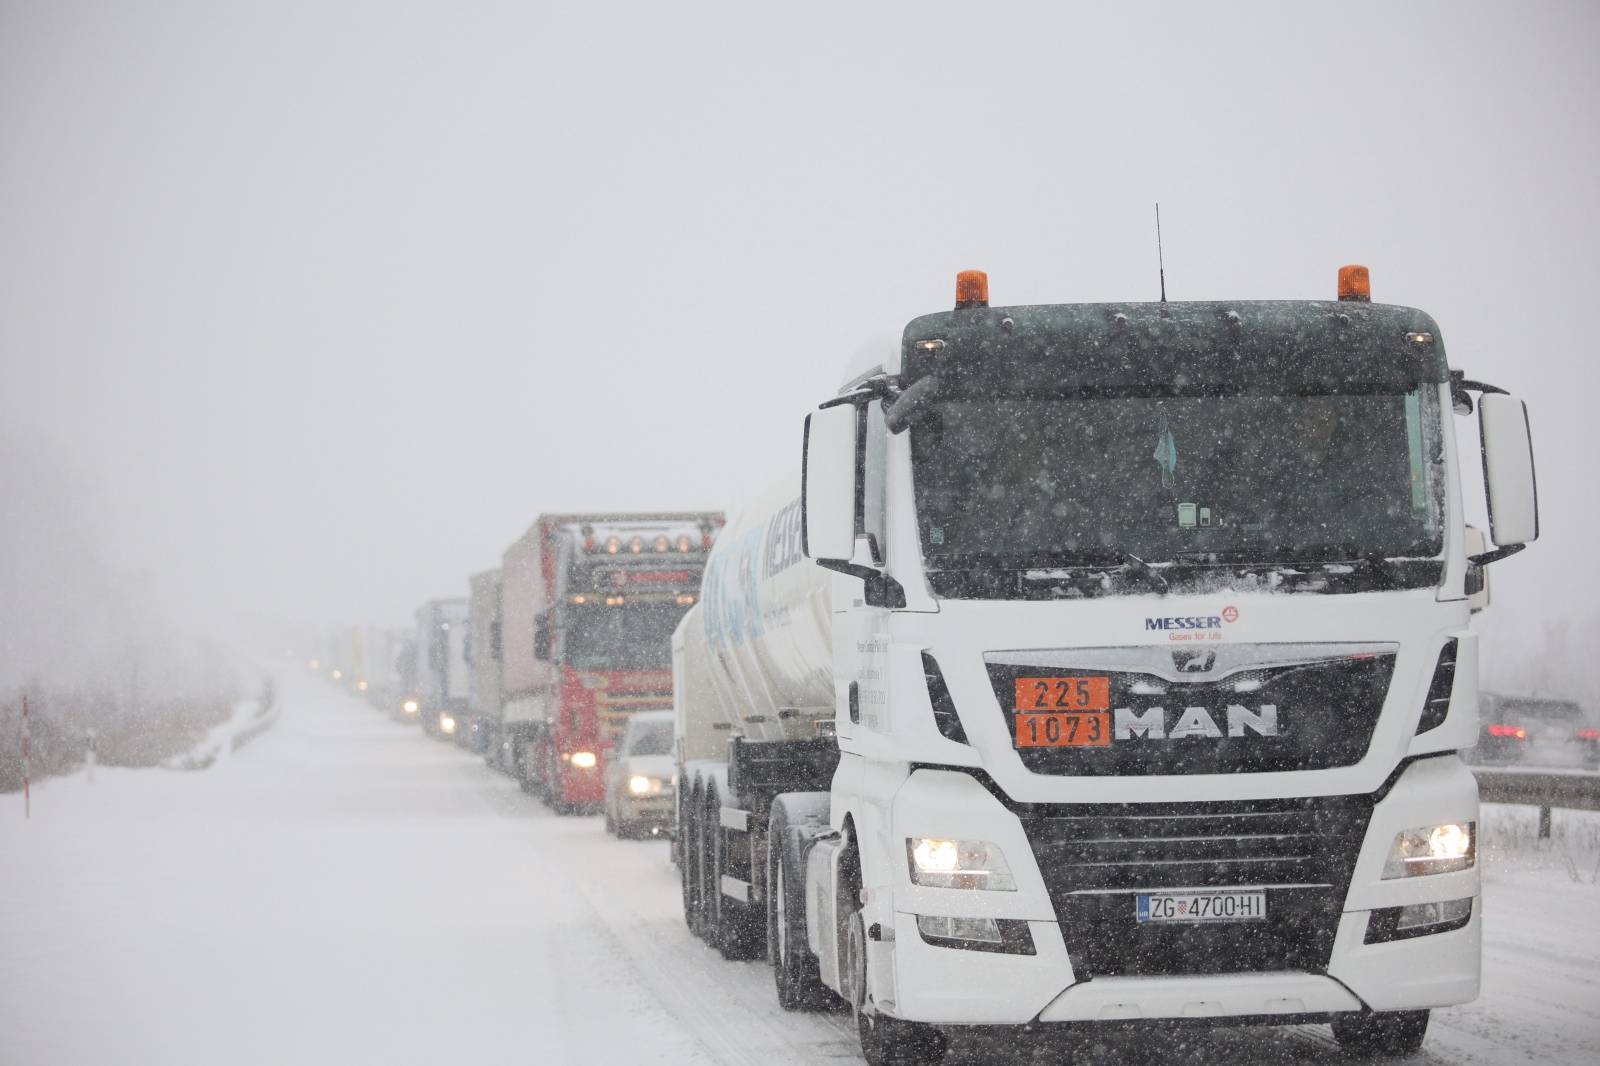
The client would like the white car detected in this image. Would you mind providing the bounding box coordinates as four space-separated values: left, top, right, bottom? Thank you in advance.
604 711 675 838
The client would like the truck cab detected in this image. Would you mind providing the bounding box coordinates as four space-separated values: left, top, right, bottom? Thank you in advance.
674 268 1540 1064
498 513 722 812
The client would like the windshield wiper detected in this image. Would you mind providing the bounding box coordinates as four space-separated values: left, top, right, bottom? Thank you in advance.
1111 552 1170 593
1017 552 1170 595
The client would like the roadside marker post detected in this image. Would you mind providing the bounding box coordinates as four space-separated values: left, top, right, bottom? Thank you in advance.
22 694 30 820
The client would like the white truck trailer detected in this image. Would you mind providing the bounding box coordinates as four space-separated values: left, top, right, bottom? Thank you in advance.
464 568 503 752
672 267 1540 1064
407 598 470 738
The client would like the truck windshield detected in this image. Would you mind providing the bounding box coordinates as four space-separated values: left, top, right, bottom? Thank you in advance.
625 720 674 756
561 602 687 670
911 387 1445 590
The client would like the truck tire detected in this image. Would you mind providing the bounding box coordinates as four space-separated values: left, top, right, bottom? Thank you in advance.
838 832 945 1066
1331 1009 1430 1057
767 803 828 1010
515 740 536 794
709 785 763 960
680 791 698 931
679 788 699 932
846 908 946 1066
687 784 717 941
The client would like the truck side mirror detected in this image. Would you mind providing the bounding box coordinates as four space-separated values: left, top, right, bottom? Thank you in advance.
533 615 551 661
802 404 860 561
1478 394 1539 550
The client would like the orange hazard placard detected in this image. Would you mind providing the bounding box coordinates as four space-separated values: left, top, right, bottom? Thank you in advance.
1014 712 1112 748
1014 676 1111 712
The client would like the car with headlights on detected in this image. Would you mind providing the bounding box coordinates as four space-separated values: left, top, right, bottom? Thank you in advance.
604 710 675 837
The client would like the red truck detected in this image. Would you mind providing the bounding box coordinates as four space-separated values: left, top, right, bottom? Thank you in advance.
493 512 722 813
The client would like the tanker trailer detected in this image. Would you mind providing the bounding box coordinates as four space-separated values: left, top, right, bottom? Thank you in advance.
673 267 1542 1065
673 483 835 958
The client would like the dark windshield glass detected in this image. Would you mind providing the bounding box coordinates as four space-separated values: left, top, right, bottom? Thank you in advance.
911 388 1444 576
561 602 687 670
626 720 674 756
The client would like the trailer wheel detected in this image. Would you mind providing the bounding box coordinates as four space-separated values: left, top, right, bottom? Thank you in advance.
1332 1009 1430 1057
767 802 828 1010
679 786 700 933
696 790 720 940
515 739 536 794
689 785 718 941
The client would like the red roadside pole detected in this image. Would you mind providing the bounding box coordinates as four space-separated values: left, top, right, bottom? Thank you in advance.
22 694 30 820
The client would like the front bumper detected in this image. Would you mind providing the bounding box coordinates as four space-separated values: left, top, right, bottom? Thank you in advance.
616 792 674 824
878 758 1480 1026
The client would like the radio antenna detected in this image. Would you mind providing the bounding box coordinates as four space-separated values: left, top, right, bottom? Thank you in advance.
1155 202 1167 303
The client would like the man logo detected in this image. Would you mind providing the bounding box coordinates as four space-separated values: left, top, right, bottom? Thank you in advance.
1174 650 1216 673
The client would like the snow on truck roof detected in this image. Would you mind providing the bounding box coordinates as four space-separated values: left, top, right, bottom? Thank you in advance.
897 300 1449 397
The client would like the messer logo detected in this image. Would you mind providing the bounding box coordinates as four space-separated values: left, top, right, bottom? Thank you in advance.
1144 606 1240 631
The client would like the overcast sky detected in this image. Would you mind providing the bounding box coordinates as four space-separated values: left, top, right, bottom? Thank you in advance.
2 1 1596 693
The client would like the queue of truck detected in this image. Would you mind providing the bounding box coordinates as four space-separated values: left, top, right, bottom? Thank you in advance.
307 266 1549 1064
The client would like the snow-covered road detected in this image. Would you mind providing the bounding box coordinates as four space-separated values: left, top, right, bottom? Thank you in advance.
3 669 1597 1065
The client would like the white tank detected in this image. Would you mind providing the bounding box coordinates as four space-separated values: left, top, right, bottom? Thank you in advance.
676 477 833 760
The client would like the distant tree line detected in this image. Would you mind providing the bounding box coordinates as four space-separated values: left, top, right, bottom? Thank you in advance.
0 674 239 792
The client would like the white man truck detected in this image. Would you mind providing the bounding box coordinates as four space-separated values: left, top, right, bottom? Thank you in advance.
672 267 1540 1064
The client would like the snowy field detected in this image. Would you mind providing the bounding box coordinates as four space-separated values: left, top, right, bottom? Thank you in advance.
2 670 1597 1066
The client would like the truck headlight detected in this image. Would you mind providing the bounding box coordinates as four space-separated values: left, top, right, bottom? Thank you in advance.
570 750 597 769
402 700 419 714
915 914 1036 954
1365 897 1475 944
917 914 1001 944
440 715 457 734
1382 821 1475 878
628 775 656 795
907 838 1016 891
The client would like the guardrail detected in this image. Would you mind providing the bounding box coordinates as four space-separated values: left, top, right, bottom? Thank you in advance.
1472 767 1600 837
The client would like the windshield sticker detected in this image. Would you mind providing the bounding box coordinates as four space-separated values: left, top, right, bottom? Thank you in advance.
1152 412 1178 488
1177 502 1197 528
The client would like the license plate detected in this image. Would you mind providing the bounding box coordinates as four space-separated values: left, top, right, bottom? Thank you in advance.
1136 891 1266 923
1015 676 1111 712
1015 712 1111 747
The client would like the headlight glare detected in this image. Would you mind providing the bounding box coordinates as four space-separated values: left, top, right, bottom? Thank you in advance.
1383 821 1475 878
907 837 1016 891
570 750 598 769
628 775 654 795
